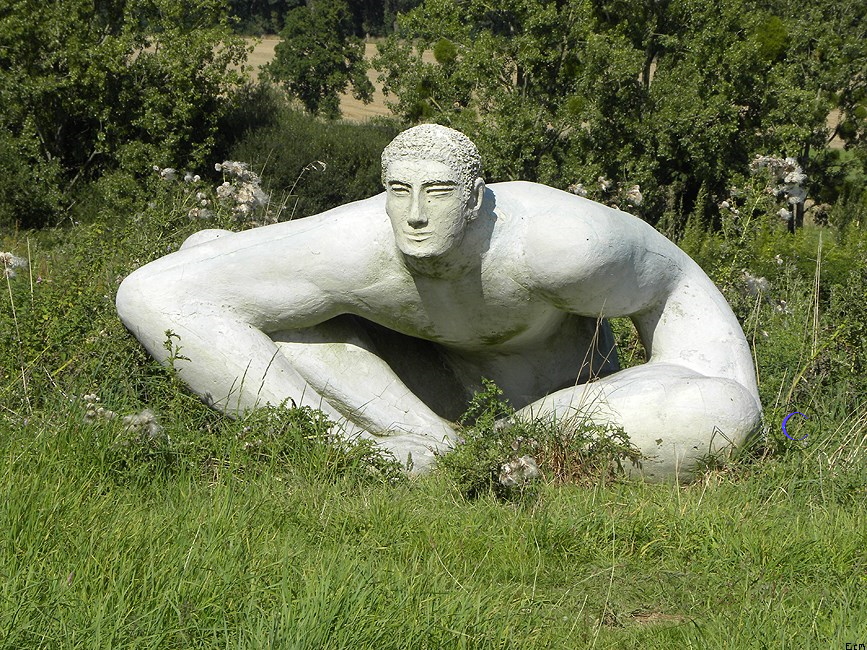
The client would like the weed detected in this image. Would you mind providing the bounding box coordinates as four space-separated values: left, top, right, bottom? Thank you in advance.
439 380 642 501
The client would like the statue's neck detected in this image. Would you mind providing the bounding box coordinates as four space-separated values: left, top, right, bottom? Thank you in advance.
402 250 479 279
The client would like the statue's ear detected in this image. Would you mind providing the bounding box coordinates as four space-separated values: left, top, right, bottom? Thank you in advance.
468 177 485 218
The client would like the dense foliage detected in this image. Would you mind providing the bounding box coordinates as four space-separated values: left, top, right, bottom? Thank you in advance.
374 0 867 228
228 0 423 36
0 0 248 230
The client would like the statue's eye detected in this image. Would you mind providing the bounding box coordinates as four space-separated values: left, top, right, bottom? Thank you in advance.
389 184 410 195
426 184 456 196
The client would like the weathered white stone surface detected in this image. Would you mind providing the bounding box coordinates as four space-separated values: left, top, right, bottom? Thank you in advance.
117 124 762 480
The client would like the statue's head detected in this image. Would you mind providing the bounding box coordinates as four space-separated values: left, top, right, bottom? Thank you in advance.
381 124 485 263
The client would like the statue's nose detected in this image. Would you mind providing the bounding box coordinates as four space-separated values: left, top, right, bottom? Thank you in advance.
407 194 427 227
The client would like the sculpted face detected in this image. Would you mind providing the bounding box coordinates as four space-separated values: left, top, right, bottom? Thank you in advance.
385 158 481 260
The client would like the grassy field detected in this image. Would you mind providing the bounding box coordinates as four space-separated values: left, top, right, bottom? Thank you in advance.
1 109 866 647
1 404 864 648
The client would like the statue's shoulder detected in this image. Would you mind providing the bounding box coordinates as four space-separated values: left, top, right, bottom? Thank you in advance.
488 181 623 239
267 192 389 239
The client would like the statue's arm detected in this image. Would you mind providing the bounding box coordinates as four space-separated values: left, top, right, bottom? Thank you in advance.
116 212 457 468
524 199 682 319
517 194 761 479
523 192 757 383
116 219 348 413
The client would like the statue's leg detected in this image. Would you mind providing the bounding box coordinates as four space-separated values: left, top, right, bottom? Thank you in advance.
516 363 762 482
270 315 468 473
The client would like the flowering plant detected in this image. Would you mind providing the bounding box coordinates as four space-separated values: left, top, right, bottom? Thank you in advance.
1 251 27 279
150 158 328 232
152 161 275 227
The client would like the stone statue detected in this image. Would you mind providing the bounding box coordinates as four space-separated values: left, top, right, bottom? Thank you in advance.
117 124 762 480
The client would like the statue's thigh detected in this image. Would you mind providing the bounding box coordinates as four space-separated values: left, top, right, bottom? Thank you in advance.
272 315 470 421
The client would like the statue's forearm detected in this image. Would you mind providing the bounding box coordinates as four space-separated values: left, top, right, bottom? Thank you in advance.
124 309 322 415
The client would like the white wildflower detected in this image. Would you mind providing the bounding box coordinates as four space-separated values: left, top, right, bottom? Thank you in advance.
1 251 27 279
83 393 118 422
567 183 588 197
784 168 807 185
625 184 643 207
235 182 268 209
751 154 808 209
122 409 162 439
720 200 740 217
188 208 214 219
598 176 614 192
219 160 259 183
499 455 542 487
216 181 234 200
786 185 806 204
159 167 177 181
778 207 792 221
774 254 783 265
743 271 771 295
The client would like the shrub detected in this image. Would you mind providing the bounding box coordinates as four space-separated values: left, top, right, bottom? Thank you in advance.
0 0 248 230
439 380 642 500
229 108 401 217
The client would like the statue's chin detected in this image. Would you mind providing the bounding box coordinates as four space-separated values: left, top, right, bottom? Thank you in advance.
402 251 448 275
396 231 475 278
398 239 449 262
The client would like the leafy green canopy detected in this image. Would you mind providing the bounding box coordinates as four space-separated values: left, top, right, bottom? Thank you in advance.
227 0 423 37
265 0 373 118
0 0 248 229
374 0 867 227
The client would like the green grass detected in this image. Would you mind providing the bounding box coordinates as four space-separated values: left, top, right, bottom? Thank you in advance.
1 402 864 648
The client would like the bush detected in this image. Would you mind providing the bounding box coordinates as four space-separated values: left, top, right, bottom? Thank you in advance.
439 380 642 500
0 0 248 230
229 107 401 217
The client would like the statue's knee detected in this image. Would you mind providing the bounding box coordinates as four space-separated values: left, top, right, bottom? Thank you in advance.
634 376 760 451
708 378 762 433
180 229 234 250
672 377 761 450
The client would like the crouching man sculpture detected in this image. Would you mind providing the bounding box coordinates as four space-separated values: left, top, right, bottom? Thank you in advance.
117 124 762 480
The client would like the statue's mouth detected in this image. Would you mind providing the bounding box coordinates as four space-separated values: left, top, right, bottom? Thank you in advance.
405 231 433 242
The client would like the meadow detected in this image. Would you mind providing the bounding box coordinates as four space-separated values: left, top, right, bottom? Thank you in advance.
2 100 866 648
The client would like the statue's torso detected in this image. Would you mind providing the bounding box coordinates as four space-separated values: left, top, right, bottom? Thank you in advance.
343 216 619 405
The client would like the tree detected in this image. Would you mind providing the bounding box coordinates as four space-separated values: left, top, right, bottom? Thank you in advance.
0 0 248 229
228 0 303 34
374 0 867 228
265 0 373 118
